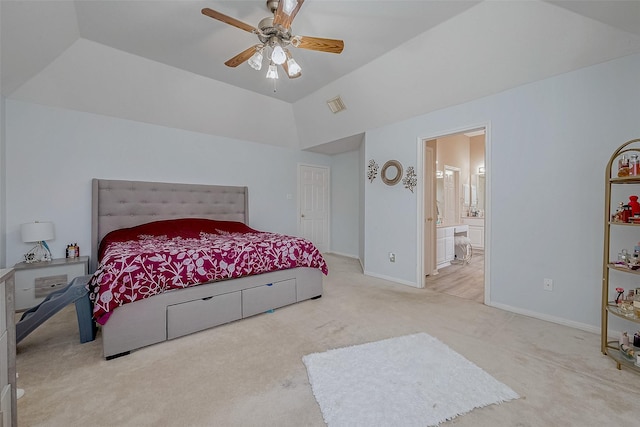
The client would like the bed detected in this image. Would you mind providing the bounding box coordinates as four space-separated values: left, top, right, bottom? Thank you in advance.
90 178 327 359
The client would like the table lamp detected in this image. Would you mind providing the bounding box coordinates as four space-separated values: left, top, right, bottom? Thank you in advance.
21 221 55 263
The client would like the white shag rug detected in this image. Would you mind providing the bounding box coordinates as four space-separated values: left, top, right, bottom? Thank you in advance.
302 333 519 427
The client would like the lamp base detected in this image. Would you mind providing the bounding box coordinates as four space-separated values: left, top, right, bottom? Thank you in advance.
24 242 52 263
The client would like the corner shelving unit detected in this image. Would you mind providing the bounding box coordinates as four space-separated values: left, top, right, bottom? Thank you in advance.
602 138 640 372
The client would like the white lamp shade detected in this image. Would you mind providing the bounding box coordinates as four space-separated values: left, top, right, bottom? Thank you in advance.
21 221 55 243
248 50 263 70
266 63 279 79
271 45 286 65
286 57 302 76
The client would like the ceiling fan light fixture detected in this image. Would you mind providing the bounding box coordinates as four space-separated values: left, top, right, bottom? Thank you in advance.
271 44 287 65
248 49 264 71
266 62 279 79
286 57 302 76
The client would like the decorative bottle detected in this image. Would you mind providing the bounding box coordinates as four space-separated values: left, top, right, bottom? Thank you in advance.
631 155 639 176
619 154 630 177
629 195 640 216
634 290 640 318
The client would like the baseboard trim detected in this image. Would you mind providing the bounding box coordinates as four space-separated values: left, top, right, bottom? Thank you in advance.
325 251 358 259
488 301 599 335
362 271 418 288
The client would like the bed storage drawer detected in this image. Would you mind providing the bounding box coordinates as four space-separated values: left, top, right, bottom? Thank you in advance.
242 279 297 318
167 291 242 340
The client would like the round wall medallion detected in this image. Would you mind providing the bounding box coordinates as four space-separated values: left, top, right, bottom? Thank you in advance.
381 160 403 186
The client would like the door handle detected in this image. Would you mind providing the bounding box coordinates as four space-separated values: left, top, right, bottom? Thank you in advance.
427 217 433 221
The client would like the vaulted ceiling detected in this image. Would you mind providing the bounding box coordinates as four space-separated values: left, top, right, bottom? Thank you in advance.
2 1 640 153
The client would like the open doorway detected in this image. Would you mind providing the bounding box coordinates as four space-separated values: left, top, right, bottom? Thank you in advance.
422 129 486 303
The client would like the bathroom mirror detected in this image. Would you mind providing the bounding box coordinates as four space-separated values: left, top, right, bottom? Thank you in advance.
436 167 460 224
471 173 485 211
436 172 444 223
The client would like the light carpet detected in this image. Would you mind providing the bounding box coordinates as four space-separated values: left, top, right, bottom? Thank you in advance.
302 332 519 427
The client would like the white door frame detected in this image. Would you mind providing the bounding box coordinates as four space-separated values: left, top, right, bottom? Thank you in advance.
422 145 436 282
416 123 491 304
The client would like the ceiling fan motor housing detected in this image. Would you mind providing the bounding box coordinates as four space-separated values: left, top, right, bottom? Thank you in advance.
257 16 292 46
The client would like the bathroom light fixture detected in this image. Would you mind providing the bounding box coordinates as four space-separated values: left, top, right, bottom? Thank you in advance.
21 221 55 263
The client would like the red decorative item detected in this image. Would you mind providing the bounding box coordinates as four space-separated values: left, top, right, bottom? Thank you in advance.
629 195 640 216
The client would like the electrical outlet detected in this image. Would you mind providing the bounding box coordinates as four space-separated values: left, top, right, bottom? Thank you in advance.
543 278 553 291
389 252 396 262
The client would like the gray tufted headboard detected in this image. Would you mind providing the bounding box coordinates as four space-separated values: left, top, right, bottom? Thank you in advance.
91 179 249 273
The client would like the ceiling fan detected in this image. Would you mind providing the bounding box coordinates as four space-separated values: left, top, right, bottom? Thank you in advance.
202 0 344 80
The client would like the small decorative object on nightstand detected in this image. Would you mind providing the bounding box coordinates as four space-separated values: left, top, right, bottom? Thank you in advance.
20 221 55 263
13 256 89 311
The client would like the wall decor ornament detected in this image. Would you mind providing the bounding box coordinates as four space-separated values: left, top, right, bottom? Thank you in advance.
381 160 403 186
403 166 417 193
367 160 379 182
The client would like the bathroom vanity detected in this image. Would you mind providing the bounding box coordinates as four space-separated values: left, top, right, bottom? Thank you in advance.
436 224 469 269
461 217 485 250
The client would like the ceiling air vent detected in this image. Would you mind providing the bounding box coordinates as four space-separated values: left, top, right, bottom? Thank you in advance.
327 96 347 114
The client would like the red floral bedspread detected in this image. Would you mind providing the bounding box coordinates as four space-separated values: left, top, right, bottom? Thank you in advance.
88 228 328 325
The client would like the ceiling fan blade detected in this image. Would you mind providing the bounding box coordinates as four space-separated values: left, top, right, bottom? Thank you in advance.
295 36 344 54
225 45 262 68
273 0 305 29
201 8 257 34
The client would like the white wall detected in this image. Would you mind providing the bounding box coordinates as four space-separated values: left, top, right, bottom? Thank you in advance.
329 149 360 259
10 39 300 149
4 100 332 267
294 1 640 149
364 53 640 330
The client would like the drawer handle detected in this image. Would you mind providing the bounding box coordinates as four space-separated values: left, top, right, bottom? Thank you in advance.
202 296 214 301
266 283 273 287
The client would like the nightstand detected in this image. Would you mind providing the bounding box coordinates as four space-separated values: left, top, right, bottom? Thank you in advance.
13 257 89 311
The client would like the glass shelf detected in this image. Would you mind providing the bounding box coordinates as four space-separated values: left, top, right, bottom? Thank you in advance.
607 303 640 323
608 263 640 275
608 221 640 227
605 340 640 371
610 177 640 184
